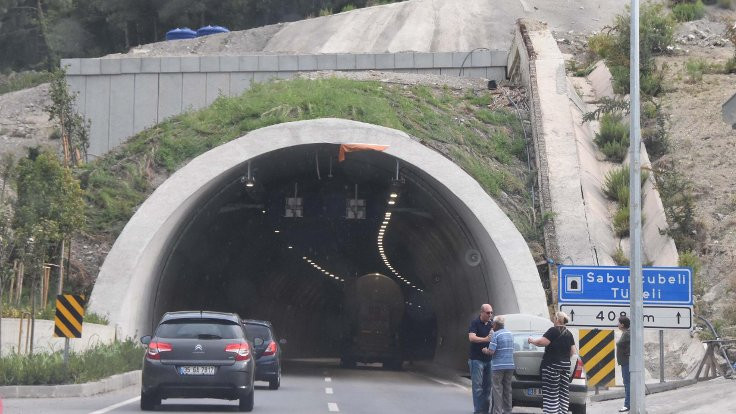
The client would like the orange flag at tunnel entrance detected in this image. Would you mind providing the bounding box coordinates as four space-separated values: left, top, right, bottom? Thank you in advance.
338 143 389 162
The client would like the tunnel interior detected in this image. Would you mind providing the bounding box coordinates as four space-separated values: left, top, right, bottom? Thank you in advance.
153 144 491 362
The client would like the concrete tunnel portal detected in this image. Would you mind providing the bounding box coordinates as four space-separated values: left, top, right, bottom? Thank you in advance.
88 119 548 370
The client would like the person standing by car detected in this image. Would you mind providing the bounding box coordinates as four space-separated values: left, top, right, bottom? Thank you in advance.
483 315 514 414
616 315 631 412
468 304 494 414
528 311 577 414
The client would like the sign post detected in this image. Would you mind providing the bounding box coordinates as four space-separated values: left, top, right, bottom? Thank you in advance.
53 294 86 368
559 264 693 413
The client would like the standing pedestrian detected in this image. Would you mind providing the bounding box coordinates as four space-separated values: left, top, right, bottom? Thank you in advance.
528 311 577 414
483 315 514 414
468 304 494 414
617 315 631 412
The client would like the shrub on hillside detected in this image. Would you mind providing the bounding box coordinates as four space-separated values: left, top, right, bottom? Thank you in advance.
672 0 706 22
591 4 674 95
594 113 630 162
603 165 651 205
614 205 630 237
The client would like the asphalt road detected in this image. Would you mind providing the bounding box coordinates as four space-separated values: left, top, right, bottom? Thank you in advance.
1 359 470 414
2 359 734 414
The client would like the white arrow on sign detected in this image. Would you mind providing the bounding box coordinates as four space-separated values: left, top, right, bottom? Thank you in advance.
559 304 692 329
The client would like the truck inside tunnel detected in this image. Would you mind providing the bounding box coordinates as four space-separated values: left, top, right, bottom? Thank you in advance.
153 143 489 363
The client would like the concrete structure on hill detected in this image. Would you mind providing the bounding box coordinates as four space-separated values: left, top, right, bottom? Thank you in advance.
62 50 507 158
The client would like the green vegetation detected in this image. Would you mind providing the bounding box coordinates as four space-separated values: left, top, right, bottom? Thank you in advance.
612 245 630 266
82 78 534 242
613 205 630 237
672 0 706 22
0 71 52 95
587 3 674 96
603 165 650 206
603 165 650 238
594 113 630 162
1 303 108 325
655 167 702 252
0 339 142 385
679 250 702 296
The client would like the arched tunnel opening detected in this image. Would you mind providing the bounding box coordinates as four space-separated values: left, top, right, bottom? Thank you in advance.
153 143 490 364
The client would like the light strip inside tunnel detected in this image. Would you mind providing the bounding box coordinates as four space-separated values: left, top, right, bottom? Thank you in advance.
377 209 423 294
301 256 345 283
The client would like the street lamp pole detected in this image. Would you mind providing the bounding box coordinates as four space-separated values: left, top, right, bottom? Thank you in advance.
629 0 646 413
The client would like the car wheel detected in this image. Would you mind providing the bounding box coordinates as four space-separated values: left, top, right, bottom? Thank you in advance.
570 403 586 414
140 390 160 411
269 372 281 390
239 388 254 412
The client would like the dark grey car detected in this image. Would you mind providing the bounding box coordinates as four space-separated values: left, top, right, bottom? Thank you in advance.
140 311 255 411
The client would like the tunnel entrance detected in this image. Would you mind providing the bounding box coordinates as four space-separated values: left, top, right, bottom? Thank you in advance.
89 119 546 370
155 144 488 362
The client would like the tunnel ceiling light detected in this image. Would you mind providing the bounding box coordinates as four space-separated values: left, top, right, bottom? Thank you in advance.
262 210 266 214
390 192 398 198
242 161 256 188
288 246 293 249
388 200 396 205
274 229 280 233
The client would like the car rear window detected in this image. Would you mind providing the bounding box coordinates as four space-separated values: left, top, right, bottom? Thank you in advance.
512 333 545 352
244 324 272 342
156 319 244 339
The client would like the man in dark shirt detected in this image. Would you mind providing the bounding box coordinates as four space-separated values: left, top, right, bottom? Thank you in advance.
468 303 494 414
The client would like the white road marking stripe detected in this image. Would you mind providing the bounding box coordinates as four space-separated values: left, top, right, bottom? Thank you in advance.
328 402 340 412
88 396 140 414
423 375 469 391
325 387 334 394
325 377 332 382
519 0 532 12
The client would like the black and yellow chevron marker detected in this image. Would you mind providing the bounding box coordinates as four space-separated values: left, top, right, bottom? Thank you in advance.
579 328 615 387
54 294 86 338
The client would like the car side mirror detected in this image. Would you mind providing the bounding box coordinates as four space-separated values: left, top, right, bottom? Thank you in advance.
279 338 287 345
140 335 151 345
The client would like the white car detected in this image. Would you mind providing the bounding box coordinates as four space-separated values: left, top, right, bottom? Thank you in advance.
503 313 588 414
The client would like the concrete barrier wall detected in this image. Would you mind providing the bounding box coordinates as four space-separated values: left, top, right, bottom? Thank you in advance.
1 318 117 357
62 50 508 158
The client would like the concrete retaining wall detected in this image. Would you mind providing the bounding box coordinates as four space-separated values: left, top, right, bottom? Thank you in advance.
1 318 117 357
62 50 508 158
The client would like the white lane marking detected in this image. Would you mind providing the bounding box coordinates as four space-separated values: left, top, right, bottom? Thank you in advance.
325 387 334 394
324 377 332 382
328 402 340 412
424 375 469 391
88 396 140 414
519 0 532 12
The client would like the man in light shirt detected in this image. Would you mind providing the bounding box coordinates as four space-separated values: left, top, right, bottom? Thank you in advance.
483 315 515 414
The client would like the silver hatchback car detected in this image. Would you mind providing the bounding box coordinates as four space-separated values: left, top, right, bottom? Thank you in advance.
504 313 588 414
140 311 255 411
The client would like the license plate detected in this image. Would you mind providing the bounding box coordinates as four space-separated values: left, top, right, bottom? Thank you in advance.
526 387 542 396
179 366 216 375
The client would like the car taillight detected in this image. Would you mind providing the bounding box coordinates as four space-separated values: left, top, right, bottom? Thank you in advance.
146 341 172 360
262 341 277 356
572 357 585 379
225 342 251 361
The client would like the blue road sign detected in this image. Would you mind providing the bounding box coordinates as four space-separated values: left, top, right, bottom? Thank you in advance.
558 265 692 305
